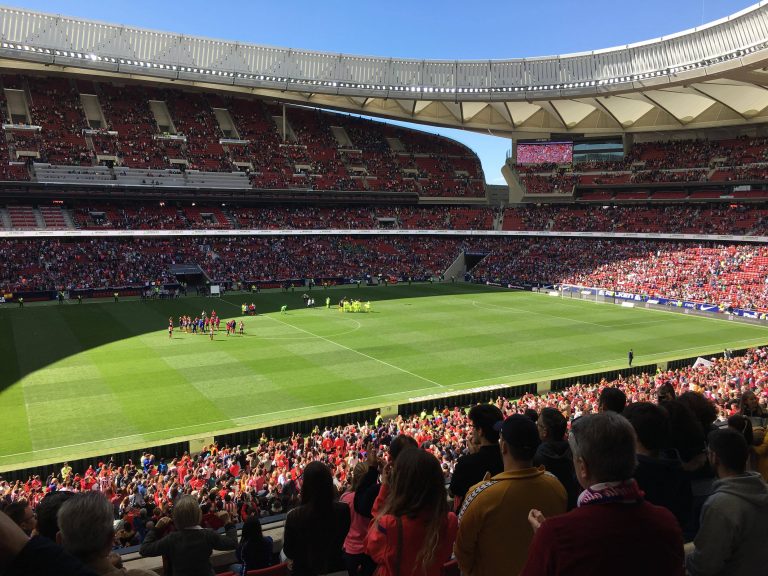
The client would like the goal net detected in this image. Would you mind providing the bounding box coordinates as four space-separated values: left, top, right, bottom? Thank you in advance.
558 284 611 304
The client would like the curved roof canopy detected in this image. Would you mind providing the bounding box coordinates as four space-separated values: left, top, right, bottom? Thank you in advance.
2 3 768 136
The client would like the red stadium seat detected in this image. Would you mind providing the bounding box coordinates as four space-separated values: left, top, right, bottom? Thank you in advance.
246 562 289 576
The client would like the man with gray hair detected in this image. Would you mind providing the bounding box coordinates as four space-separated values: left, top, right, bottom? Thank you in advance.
520 412 684 576
57 492 157 576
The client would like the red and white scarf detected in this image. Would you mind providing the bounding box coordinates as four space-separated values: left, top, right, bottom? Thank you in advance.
577 479 644 507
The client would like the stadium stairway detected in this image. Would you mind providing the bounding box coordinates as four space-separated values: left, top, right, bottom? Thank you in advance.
62 208 76 229
0 207 10 229
443 251 469 282
492 209 504 230
33 207 45 228
330 125 353 147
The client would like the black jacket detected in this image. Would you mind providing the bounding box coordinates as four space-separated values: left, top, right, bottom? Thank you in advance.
283 502 351 576
533 440 580 510
449 444 503 504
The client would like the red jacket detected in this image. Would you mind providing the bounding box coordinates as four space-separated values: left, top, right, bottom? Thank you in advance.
521 501 684 576
366 511 458 576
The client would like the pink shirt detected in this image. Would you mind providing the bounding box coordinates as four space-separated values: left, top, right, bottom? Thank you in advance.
340 490 369 555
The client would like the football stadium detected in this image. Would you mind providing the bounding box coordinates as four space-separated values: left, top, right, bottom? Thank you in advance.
2 2 768 574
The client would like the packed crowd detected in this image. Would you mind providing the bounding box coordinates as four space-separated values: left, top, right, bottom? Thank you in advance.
509 136 768 194
68 203 496 231
0 236 472 293
0 74 485 198
32 193 768 236
3 347 768 575
6 236 768 312
519 172 579 194
502 203 768 235
471 238 768 311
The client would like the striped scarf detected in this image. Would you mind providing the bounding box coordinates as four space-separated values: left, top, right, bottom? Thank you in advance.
577 479 644 507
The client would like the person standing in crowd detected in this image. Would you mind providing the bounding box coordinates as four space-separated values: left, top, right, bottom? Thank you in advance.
449 404 504 509
34 491 75 541
365 449 458 576
140 495 237 576
534 408 580 509
455 414 567 576
0 508 96 576
58 492 157 576
739 390 767 425
4 501 36 537
340 462 376 576
623 402 692 528
521 412 684 576
656 382 676 403
282 461 350 576
598 387 626 413
686 428 768 575
355 435 417 519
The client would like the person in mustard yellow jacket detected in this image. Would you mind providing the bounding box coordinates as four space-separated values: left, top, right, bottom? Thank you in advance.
454 414 567 576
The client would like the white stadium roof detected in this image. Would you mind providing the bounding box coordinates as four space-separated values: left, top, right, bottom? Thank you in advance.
2 3 768 136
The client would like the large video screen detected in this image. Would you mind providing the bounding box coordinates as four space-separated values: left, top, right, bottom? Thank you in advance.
517 142 573 164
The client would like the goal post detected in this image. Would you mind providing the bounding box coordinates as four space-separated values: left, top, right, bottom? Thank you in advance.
558 283 610 304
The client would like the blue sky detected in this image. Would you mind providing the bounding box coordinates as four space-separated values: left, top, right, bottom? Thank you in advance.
11 0 759 183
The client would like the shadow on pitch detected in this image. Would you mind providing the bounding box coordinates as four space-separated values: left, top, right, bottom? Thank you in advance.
0 282 508 394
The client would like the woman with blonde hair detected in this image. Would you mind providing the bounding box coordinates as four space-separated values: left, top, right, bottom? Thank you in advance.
366 449 457 576
140 494 237 576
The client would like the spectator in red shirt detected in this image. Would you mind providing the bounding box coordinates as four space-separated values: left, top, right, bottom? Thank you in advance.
521 412 684 576
365 448 458 576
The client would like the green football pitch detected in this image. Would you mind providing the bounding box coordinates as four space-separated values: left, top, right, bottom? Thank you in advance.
2 282 768 471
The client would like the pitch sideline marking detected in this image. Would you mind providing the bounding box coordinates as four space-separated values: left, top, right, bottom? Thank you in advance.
1 383 445 459
10 294 768 461
9 332 767 460
448 336 768 388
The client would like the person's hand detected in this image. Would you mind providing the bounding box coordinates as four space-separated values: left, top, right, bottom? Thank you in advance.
528 509 546 533
380 462 393 486
366 442 378 466
754 426 766 445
